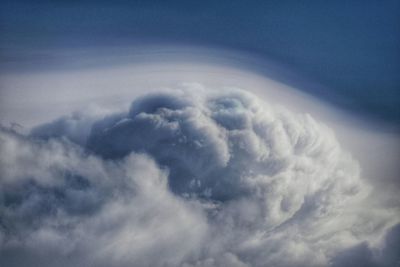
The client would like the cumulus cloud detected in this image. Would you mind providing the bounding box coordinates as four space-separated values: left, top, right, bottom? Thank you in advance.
86 88 364 228
0 127 207 267
0 85 399 267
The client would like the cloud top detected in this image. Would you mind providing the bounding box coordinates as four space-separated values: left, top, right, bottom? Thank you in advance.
87 88 363 227
1 86 398 267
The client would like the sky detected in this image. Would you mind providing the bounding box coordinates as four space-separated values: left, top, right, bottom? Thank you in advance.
0 1 399 267
1 0 400 125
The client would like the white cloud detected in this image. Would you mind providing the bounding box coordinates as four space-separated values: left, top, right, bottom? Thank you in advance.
0 127 207 267
87 87 365 227
0 86 398 267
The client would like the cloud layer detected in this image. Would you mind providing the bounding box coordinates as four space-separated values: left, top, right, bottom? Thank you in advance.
1 86 399 266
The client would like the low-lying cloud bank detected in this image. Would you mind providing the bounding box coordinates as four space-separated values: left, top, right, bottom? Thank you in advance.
1 86 399 266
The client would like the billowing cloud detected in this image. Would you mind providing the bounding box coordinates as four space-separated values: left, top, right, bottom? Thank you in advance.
87 88 364 228
0 126 208 267
0 86 399 267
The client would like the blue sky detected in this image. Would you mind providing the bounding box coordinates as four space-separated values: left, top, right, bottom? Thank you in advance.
1 0 399 124
1 2 400 267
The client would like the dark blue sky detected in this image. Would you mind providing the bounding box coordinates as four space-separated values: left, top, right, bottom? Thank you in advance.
1 0 399 125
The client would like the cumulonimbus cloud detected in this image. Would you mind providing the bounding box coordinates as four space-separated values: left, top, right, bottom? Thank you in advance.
1 85 399 267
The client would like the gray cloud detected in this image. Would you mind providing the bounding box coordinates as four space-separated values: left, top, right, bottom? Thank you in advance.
86 88 365 229
331 223 400 267
1 86 399 266
0 127 207 267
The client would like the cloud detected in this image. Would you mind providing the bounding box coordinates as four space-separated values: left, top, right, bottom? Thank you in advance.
0 85 398 266
86 87 364 227
331 223 400 267
0 126 207 267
